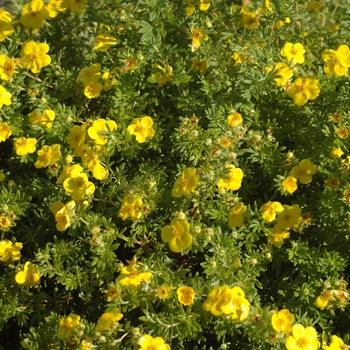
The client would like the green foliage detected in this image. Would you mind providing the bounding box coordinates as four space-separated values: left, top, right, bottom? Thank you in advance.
1 0 350 349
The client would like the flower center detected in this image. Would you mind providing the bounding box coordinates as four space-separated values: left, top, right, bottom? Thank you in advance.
296 337 308 348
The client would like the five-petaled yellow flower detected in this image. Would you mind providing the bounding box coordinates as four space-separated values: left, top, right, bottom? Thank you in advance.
285 324 319 350
0 55 15 81
161 218 192 253
271 309 295 333
127 116 155 143
228 202 246 228
21 0 49 30
34 144 61 168
118 194 143 221
14 137 37 156
171 168 199 198
322 45 350 76
20 40 51 74
177 286 195 305
57 313 81 339
290 159 317 184
218 164 243 191
117 263 152 286
93 33 118 51
0 240 22 263
0 85 12 108
0 10 14 41
273 62 293 87
28 110 55 129
259 201 284 222
95 308 123 332
138 334 171 350
287 77 320 106
15 261 40 287
281 42 306 64
190 27 208 52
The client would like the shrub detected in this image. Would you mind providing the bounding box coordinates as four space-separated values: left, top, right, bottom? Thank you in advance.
1 0 350 349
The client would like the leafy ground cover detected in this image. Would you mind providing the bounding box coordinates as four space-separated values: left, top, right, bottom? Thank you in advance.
1 0 350 349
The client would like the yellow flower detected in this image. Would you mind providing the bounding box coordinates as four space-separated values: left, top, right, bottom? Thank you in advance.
202 286 236 316
14 137 37 156
84 82 103 99
330 147 343 158
336 126 348 139
138 334 171 350
177 286 195 305
0 240 22 263
281 42 306 64
265 0 273 11
57 313 81 339
273 62 293 87
63 0 89 14
117 263 152 286
271 309 295 333
325 176 339 190
76 63 101 86
63 171 95 201
322 45 350 76
227 112 243 127
285 324 319 350
0 85 12 108
223 286 251 321
267 224 290 248
0 55 15 81
91 162 108 180
193 58 208 74
0 170 4 182
315 290 334 309
127 116 155 143
156 285 172 300
81 339 95 350
87 118 117 148
260 202 284 222
0 216 11 229
66 124 87 151
151 64 173 86
118 194 143 221
34 144 61 168
102 71 116 91
323 335 347 350
161 218 192 253
290 159 317 184
57 164 83 183
95 308 123 332
0 122 12 142
276 204 302 230
190 27 208 52
20 41 51 74
228 203 246 228
21 0 49 30
330 112 342 123
54 200 76 231
15 261 40 287
28 109 55 128
171 168 199 198
287 77 320 106
93 33 118 51
0 10 14 41
121 56 138 72
282 176 298 194
217 164 243 191
197 0 211 11
46 0 66 18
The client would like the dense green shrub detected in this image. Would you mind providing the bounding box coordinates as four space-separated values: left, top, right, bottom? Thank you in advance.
1 0 350 349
